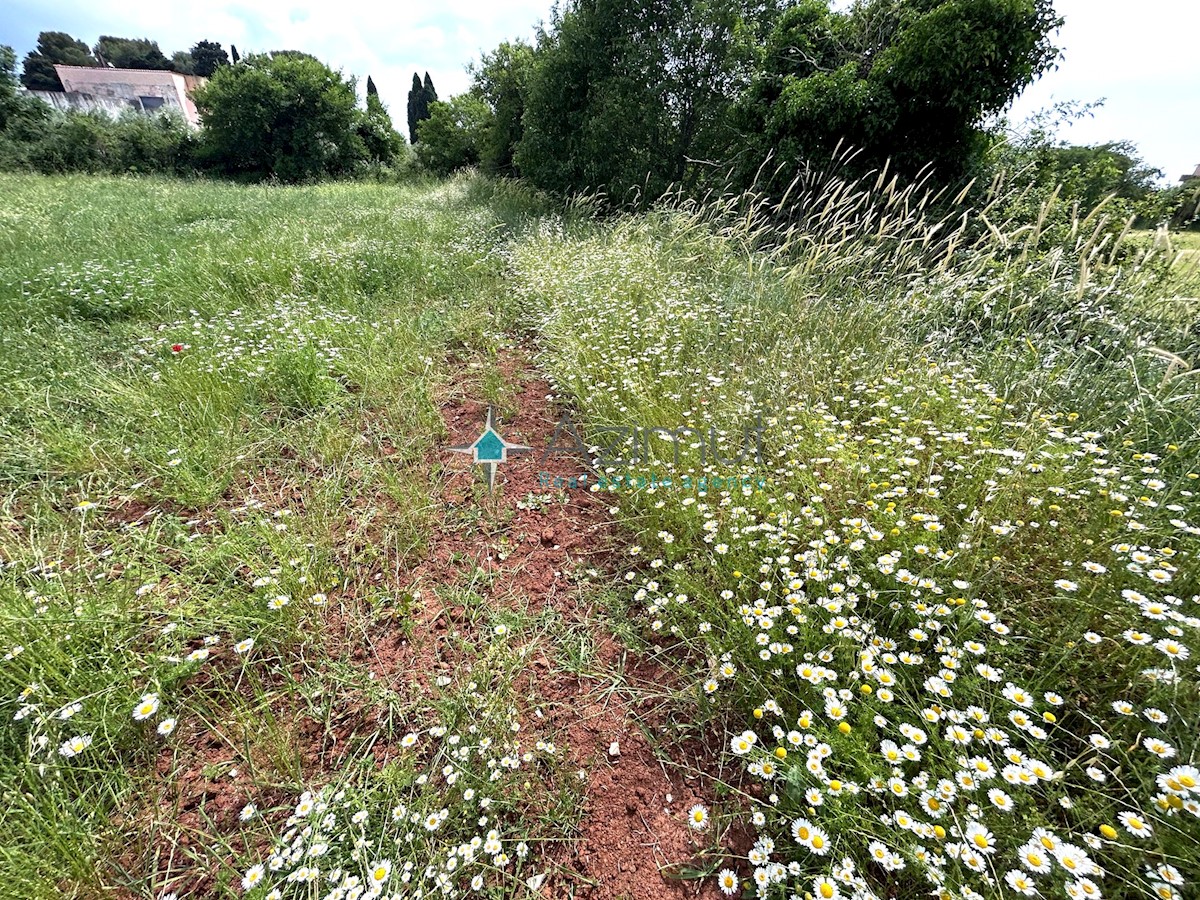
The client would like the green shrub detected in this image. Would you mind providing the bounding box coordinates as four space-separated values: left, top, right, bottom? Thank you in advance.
192 52 371 182
414 95 491 176
254 345 342 415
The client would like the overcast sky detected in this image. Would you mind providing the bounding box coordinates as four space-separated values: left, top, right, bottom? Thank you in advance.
3 0 1197 180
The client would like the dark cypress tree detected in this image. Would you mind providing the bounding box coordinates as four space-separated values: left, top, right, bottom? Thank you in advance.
422 71 437 105
230 44 240 64
407 72 423 143
366 75 378 98
190 40 229 77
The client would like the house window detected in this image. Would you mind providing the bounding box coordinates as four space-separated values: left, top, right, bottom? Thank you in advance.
138 96 165 111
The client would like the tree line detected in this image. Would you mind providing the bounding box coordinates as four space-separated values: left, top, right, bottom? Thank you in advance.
0 34 435 182
0 2 1197 228
413 0 1196 227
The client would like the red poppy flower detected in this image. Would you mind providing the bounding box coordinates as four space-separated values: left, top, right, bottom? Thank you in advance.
171 344 183 353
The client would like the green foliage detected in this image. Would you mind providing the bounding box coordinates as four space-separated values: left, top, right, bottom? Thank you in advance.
20 31 98 91
992 125 1163 211
982 104 1180 249
737 0 1062 193
407 71 438 143
171 50 196 75
0 109 195 176
93 36 173 71
415 95 491 176
0 53 52 158
511 0 1059 204
360 88 406 167
0 46 31 131
192 53 368 182
470 40 535 175
407 72 423 143
189 40 229 78
2 41 404 182
1041 142 1161 208
1164 181 1200 230
517 0 755 202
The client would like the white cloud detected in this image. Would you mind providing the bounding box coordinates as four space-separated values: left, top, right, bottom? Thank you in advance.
1008 0 1200 179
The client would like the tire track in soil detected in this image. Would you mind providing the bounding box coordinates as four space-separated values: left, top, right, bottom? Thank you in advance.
373 346 721 900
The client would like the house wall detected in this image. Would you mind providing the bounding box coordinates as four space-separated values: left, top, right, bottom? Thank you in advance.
27 90 135 119
50 66 205 126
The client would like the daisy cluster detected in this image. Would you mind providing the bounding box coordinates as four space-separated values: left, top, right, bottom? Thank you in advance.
22 258 157 321
138 299 365 382
239 688 554 900
2 523 322 778
514 214 1198 899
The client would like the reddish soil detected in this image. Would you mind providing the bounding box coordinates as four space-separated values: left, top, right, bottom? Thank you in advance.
366 348 720 900
120 346 723 899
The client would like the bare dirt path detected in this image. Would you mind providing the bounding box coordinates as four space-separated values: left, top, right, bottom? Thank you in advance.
373 346 719 899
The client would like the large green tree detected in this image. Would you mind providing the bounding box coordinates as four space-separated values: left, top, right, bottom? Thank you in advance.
360 77 405 165
20 31 98 91
171 51 196 75
515 0 768 202
190 40 230 77
415 94 491 175
94 36 174 70
407 71 438 143
736 0 1062 192
192 52 368 181
470 40 535 176
0 46 18 123
407 73 423 143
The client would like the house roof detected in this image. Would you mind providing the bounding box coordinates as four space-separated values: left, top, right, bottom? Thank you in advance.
52 65 205 126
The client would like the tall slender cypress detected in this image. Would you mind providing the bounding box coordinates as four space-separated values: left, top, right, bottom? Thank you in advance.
407 72 423 143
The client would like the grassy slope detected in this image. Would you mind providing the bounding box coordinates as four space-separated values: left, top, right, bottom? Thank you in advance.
0 171 1197 900
0 173 568 899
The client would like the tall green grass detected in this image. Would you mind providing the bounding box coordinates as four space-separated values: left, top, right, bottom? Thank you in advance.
1 164 1196 900
514 163 1200 900
0 172 561 899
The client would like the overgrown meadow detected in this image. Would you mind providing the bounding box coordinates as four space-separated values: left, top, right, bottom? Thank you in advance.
1 167 1198 900
516 174 1200 899
0 172 571 899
